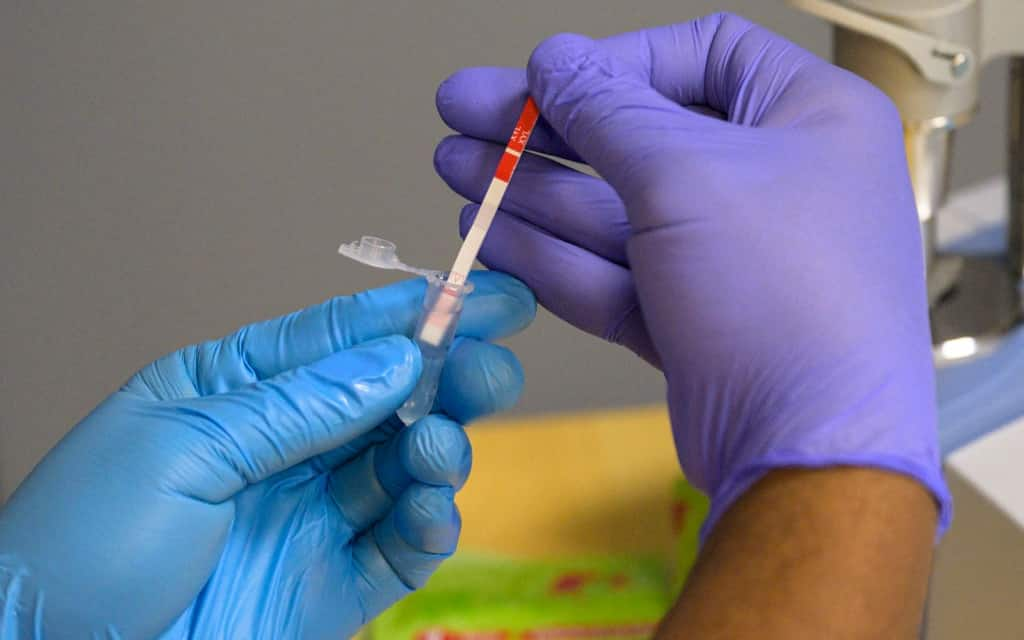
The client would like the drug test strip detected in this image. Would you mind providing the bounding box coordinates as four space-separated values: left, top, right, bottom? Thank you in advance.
415 98 541 349
446 97 541 287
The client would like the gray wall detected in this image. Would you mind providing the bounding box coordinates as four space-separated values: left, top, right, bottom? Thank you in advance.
1 1 1009 498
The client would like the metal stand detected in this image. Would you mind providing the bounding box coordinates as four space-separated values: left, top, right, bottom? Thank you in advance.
931 57 1024 353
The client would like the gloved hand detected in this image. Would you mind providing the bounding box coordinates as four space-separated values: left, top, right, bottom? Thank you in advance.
433 13 951 535
0 272 534 639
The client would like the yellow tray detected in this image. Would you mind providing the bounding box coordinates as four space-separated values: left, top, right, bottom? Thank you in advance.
457 404 681 558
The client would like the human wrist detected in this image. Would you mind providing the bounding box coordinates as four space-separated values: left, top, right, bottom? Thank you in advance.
668 351 952 540
705 452 951 544
659 467 937 639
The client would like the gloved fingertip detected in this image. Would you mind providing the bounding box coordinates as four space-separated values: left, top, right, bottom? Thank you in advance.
440 340 524 422
434 137 501 204
394 485 460 555
508 278 537 320
526 33 661 171
468 271 536 321
368 489 456 591
527 33 602 84
452 271 536 340
433 135 463 175
400 415 473 490
435 69 470 117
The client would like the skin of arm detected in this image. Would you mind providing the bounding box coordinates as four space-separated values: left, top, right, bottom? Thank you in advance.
657 468 938 640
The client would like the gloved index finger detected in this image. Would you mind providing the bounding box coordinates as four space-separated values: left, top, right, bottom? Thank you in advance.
436 67 581 162
436 14 833 148
218 270 535 385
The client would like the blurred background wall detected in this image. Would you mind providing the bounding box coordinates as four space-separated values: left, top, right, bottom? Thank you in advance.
1 1 1009 497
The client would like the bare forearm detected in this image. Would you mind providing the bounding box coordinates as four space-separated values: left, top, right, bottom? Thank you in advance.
658 468 938 639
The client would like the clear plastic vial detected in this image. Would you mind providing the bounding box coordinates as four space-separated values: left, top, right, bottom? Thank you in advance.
396 274 474 425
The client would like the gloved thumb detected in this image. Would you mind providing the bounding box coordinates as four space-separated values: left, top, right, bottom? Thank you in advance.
170 336 420 503
526 33 703 205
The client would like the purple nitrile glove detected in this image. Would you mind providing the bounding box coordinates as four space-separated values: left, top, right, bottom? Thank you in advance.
433 12 951 536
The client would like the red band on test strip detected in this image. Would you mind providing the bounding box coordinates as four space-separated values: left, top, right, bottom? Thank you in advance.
494 98 540 182
494 151 519 183
505 97 540 153
446 98 540 286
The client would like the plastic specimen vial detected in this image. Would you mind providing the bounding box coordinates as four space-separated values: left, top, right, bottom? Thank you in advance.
396 274 473 425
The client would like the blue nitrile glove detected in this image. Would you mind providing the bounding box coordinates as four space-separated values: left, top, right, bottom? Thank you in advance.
433 13 951 535
0 271 535 639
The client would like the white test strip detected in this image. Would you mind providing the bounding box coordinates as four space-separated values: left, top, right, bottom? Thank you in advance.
444 98 540 287
414 98 541 349
448 177 510 283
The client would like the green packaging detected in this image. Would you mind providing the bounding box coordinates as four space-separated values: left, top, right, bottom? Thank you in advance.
367 553 669 639
669 476 711 597
366 477 710 639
